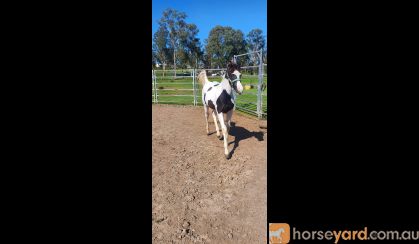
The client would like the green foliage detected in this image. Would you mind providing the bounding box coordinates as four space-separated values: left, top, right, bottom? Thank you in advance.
205 26 247 68
246 29 265 53
153 26 172 67
158 8 186 70
154 8 202 70
177 23 203 68
246 29 266 65
152 8 267 69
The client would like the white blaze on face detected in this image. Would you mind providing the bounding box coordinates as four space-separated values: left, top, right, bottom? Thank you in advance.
232 70 243 94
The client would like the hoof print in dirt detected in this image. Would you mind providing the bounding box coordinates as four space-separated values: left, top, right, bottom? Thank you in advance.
155 216 166 223
182 221 190 228
185 195 195 201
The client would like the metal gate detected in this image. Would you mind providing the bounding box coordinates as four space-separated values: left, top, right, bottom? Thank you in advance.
151 69 197 105
233 49 267 119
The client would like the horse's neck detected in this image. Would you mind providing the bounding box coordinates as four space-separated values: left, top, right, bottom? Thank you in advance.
221 77 232 94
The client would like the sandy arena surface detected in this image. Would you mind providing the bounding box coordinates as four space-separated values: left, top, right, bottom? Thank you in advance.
152 104 267 243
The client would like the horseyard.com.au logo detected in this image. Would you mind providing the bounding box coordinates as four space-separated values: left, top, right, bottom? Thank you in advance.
269 223 290 243
269 223 419 243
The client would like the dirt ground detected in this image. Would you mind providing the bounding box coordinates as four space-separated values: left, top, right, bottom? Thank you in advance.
152 104 267 243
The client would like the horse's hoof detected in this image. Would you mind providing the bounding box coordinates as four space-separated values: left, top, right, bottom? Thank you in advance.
218 135 224 140
225 153 231 159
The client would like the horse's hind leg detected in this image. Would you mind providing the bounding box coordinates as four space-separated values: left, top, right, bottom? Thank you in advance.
212 111 222 139
226 109 233 133
204 105 209 135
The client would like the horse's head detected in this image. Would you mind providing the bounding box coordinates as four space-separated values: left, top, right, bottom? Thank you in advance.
226 61 243 95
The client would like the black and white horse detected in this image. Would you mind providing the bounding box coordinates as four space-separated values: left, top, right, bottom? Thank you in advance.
197 61 244 159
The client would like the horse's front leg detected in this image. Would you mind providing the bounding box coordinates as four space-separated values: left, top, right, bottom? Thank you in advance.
217 112 230 159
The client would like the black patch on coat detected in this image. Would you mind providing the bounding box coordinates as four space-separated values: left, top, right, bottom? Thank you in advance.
216 90 234 113
207 87 212 92
208 100 215 110
203 92 206 103
213 83 219 86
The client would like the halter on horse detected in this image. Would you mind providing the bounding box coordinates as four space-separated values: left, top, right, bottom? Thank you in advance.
198 61 243 159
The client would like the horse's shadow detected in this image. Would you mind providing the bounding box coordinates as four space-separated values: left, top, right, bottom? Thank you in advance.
227 122 265 158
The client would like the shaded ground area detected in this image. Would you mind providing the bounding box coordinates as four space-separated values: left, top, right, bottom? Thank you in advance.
152 104 267 243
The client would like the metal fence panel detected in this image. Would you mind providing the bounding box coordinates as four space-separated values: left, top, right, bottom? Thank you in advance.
152 69 195 105
152 52 267 119
234 49 266 119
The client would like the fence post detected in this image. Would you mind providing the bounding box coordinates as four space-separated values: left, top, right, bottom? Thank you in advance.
257 49 263 119
194 69 198 106
154 70 158 104
152 70 156 103
260 51 264 118
192 69 196 106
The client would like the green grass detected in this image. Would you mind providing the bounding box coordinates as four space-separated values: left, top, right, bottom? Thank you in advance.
152 76 267 119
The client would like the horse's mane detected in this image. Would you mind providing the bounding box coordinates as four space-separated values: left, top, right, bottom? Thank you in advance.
227 61 240 73
197 70 209 86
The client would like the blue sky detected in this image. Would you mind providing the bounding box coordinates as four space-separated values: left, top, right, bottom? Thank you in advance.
152 0 267 44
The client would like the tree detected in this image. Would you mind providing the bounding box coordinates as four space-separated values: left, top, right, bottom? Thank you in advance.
153 26 172 76
263 46 267 64
263 46 267 66
205 26 247 69
178 23 202 69
152 48 155 69
201 51 211 69
246 29 266 65
158 8 187 76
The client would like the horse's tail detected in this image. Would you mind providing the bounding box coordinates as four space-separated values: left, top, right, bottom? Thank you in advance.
197 69 209 86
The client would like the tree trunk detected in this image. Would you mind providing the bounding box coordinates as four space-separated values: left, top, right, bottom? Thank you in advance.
173 50 176 78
